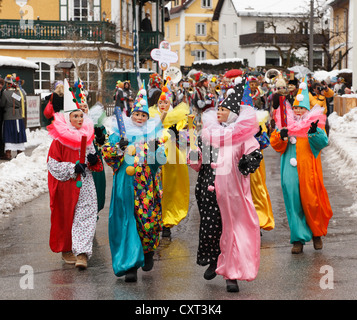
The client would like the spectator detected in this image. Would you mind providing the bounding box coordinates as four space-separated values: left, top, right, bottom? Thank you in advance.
0 77 4 158
0 75 27 160
333 77 346 96
141 13 152 32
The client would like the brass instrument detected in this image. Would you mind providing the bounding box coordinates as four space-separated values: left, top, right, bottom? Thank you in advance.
264 69 281 85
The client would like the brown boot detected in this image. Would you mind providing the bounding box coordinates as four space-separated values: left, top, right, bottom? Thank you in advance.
61 251 77 264
291 241 303 254
313 236 323 250
75 253 88 269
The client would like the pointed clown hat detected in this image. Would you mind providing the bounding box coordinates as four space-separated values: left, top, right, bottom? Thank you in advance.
64 78 80 113
293 77 310 111
132 80 149 117
220 75 246 114
159 81 173 104
74 78 87 105
241 79 254 107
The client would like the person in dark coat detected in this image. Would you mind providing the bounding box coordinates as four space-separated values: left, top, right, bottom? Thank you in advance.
141 13 152 31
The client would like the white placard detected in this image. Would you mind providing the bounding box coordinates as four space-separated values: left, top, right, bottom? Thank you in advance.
26 95 41 128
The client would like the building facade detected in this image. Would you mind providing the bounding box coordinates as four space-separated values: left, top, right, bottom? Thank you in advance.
213 0 327 70
166 0 219 71
0 0 166 99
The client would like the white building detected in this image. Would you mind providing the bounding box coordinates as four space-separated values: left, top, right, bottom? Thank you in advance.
213 0 327 69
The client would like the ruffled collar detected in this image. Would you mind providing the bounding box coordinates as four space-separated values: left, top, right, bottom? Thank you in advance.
275 104 326 137
202 106 259 148
47 112 94 150
112 113 162 143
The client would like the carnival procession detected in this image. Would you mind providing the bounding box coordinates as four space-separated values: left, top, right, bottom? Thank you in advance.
1 0 357 303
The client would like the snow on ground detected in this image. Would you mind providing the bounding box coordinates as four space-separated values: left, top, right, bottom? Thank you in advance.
0 128 52 214
1 108 357 216
325 109 357 216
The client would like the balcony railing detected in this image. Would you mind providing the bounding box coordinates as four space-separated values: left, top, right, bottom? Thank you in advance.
0 19 117 43
139 31 165 60
240 33 326 46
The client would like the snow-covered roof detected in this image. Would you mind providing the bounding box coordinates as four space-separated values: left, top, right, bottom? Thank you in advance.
0 56 39 69
193 57 243 66
232 0 308 17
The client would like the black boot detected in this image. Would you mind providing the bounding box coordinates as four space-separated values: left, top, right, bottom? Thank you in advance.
162 226 171 237
124 267 138 282
226 279 239 292
142 251 154 272
203 261 217 280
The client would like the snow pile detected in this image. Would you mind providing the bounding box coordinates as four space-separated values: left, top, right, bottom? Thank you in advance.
0 129 52 214
0 55 39 69
326 108 357 215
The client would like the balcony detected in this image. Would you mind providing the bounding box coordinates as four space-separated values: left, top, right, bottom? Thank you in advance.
139 31 165 61
240 33 326 46
0 19 117 43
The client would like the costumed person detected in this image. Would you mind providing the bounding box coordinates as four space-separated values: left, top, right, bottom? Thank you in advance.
0 74 27 160
102 81 166 282
286 72 299 106
149 81 190 237
271 76 291 131
114 80 125 113
47 79 103 269
192 71 211 130
248 76 264 109
270 78 333 254
241 80 274 232
75 79 107 215
189 75 262 293
44 81 64 121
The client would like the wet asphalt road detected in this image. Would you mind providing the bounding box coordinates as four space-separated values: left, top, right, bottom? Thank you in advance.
1 146 357 302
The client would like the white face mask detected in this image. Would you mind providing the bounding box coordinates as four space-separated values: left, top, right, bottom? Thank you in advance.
221 110 239 127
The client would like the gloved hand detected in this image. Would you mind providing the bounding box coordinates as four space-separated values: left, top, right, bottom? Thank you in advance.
280 128 288 141
87 153 98 166
74 162 87 174
238 149 263 176
94 127 105 145
119 137 129 151
308 120 319 134
197 100 206 109
238 154 250 176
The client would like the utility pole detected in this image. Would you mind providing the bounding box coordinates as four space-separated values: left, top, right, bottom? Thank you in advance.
309 0 314 71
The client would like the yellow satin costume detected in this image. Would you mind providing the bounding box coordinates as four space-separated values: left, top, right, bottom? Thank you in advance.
149 103 190 227
250 114 275 231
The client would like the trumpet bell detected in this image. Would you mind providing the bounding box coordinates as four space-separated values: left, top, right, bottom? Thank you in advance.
265 69 281 84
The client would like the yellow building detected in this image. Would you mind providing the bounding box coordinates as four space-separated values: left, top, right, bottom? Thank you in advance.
328 0 351 70
166 0 219 71
0 0 166 98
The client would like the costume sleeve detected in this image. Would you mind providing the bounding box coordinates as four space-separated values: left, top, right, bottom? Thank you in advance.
270 129 288 155
101 142 125 172
47 156 77 181
308 127 328 158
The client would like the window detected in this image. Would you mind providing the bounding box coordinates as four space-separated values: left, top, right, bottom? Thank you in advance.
335 15 339 33
34 62 51 90
196 23 206 36
195 50 206 61
166 26 170 38
176 23 179 36
222 24 226 37
233 23 237 37
73 0 88 21
173 0 180 6
60 0 68 21
202 0 212 8
265 50 280 66
256 21 264 33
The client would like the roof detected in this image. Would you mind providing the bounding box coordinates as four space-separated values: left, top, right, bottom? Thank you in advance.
214 0 310 20
169 0 195 15
0 56 39 69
